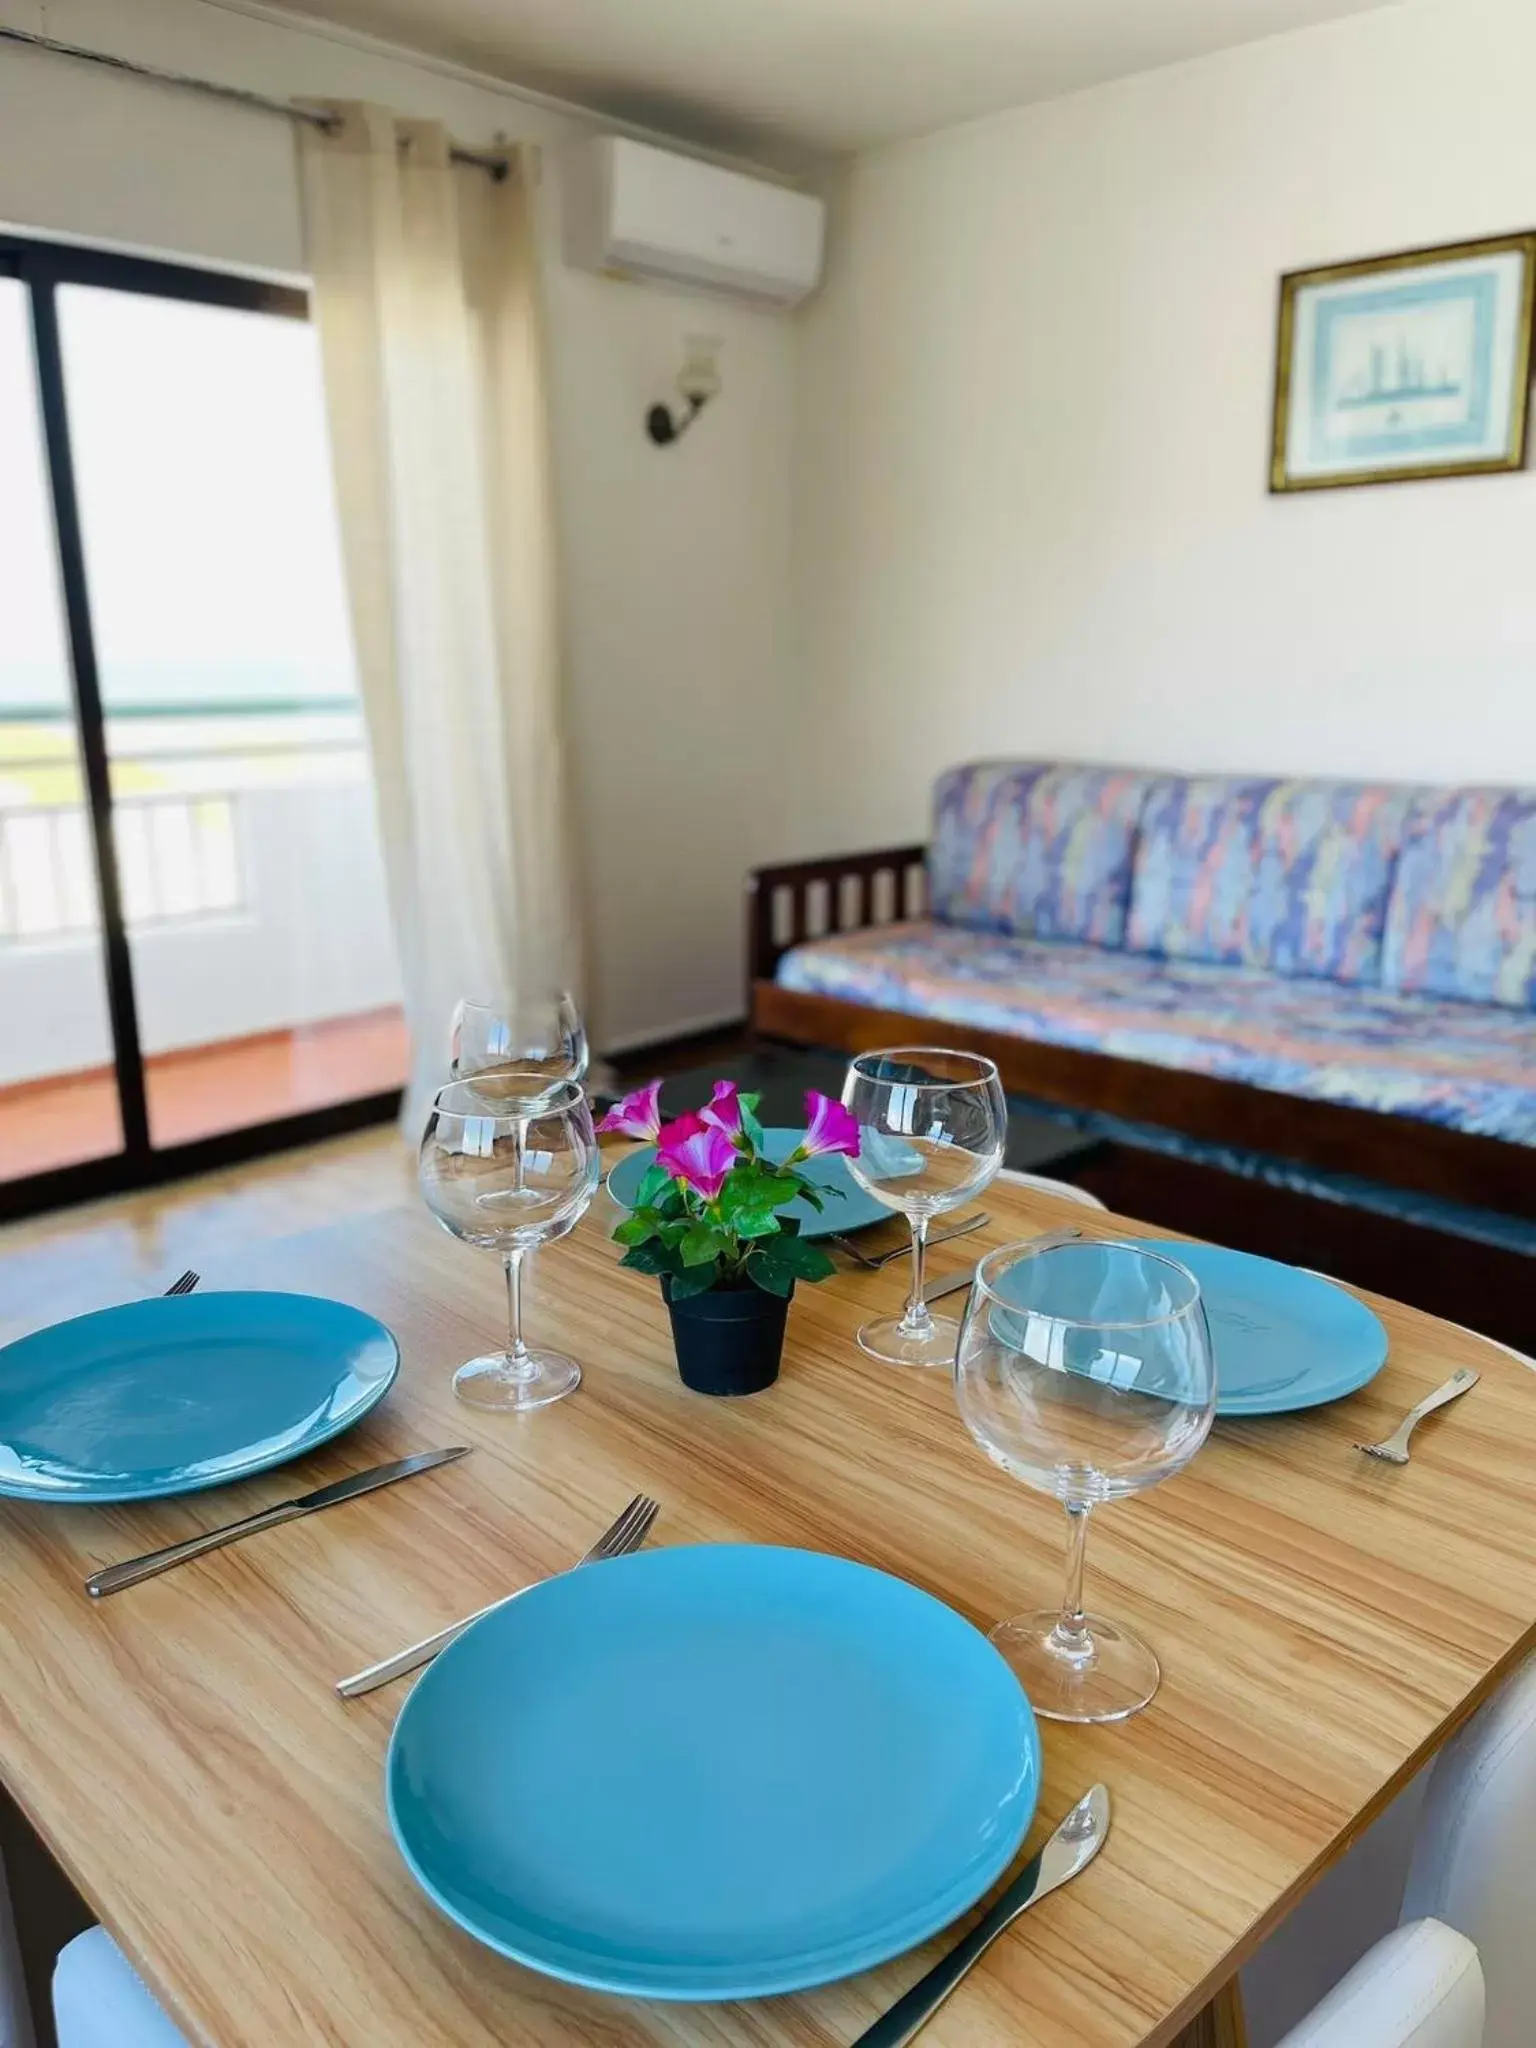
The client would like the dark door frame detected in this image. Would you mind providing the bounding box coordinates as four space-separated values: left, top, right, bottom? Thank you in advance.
0 233 401 1224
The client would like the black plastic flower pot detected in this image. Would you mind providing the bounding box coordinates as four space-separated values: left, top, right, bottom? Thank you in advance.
660 1276 793 1396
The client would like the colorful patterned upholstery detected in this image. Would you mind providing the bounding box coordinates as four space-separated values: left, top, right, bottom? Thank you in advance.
776 922 1536 1145
929 762 1153 948
1125 777 1413 985
1382 789 1536 1009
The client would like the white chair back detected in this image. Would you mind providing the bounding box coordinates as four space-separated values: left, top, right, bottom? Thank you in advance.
994 1166 1106 1208
1274 1920 1482 2047
1403 1657 1536 2048
53 1928 188 2048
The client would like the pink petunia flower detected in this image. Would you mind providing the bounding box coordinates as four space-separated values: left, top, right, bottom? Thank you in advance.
595 1080 665 1141
788 1089 862 1162
656 1112 738 1201
698 1079 745 1137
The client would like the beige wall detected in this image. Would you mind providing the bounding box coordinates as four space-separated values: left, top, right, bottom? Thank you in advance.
0 0 798 1050
790 0 1536 857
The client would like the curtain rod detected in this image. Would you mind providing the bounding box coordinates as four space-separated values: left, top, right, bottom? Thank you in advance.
0 24 511 178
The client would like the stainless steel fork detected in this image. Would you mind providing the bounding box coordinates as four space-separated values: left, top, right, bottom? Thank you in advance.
164 1270 200 1296
335 1492 661 1697
1355 1368 1479 1465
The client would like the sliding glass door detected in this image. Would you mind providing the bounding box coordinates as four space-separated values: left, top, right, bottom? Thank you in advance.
0 275 121 1184
0 238 406 1218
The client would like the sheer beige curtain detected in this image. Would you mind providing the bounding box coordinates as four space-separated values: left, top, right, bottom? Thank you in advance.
297 105 580 1124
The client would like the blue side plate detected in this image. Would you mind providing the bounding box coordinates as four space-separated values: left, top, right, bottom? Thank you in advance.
1122 1239 1388 1416
0 1292 399 1501
607 1127 896 1241
387 1544 1040 2000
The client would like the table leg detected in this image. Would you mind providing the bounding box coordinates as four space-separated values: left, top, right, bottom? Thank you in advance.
1170 1978 1247 2048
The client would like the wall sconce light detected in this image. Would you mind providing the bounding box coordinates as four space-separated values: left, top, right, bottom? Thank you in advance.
646 335 723 445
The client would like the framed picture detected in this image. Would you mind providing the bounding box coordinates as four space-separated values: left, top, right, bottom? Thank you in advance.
1270 231 1536 492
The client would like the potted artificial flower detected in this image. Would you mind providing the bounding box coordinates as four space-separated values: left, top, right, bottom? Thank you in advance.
597 1080 862 1395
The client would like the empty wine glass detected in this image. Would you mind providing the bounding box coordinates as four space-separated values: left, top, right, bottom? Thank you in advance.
841 1048 1007 1367
955 1238 1216 1723
450 990 588 1108
420 1078 600 1411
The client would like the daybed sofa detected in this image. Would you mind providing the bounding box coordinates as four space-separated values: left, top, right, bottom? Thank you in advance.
748 763 1536 1217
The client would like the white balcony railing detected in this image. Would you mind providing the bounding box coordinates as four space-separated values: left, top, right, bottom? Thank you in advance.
0 793 243 939
0 702 403 1088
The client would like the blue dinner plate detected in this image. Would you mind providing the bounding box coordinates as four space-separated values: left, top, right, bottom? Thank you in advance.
0 1292 399 1502
1122 1239 1388 1417
607 1126 897 1241
387 1544 1040 2000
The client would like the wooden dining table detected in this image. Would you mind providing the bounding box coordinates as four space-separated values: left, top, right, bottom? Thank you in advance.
0 1170 1531 2048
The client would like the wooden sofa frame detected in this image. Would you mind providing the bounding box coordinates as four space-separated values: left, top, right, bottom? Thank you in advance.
746 844 1535 1222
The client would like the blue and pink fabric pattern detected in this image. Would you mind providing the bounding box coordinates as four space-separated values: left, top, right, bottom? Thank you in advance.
929 762 1153 948
1382 789 1536 1009
1126 777 1413 986
775 758 1536 1149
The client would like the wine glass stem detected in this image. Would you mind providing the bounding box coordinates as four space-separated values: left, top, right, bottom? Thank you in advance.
1050 1503 1095 1664
503 1248 532 1371
896 1215 934 1338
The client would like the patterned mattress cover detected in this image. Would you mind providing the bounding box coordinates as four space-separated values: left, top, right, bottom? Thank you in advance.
775 920 1536 1146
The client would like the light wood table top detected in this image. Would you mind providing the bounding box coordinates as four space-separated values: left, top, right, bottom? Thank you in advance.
0 1177 1530 2048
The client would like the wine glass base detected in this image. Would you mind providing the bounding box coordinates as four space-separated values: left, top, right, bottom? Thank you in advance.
988 1609 1161 1723
453 1350 581 1412
856 1312 961 1368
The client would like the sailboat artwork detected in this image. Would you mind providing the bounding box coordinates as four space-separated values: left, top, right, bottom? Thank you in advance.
1270 231 1536 491
1334 341 1463 420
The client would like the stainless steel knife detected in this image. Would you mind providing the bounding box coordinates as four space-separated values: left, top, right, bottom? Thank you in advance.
84 1446 471 1598
922 1226 1087 1306
923 1267 979 1305
850 1785 1111 2047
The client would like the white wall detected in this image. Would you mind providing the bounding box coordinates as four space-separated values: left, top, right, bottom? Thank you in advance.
790 0 1536 856
0 0 799 1049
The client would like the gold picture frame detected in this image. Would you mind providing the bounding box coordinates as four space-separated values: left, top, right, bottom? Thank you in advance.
1270 230 1536 492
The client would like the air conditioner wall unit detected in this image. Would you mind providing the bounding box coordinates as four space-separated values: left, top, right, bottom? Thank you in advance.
564 136 825 308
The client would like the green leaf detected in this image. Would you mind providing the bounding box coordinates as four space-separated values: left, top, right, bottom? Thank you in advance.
635 1163 672 1209
712 1175 754 1224
620 1242 680 1276
717 1167 783 1220
668 1262 718 1300
764 1233 836 1280
755 1173 801 1210
794 1243 836 1281
740 1100 766 1152
612 1215 655 1247
681 1224 726 1268
655 1218 690 1248
734 1209 782 1239
749 1256 795 1298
